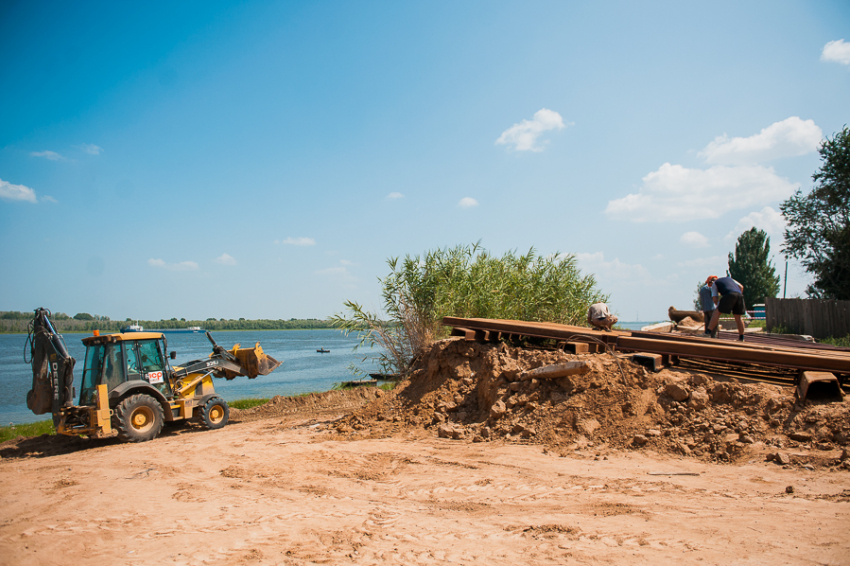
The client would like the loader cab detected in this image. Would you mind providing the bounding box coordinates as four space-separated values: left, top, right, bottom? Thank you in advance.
79 332 172 406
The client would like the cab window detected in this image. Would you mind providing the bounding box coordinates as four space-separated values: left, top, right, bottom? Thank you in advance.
138 340 170 396
126 343 141 381
80 344 105 405
103 343 125 391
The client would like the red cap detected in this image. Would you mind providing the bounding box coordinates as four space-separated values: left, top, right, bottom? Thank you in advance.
705 275 718 285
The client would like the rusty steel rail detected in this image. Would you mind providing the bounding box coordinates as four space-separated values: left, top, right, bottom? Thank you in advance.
441 317 850 375
630 329 850 356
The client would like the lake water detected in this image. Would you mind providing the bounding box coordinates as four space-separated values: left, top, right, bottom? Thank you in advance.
0 329 379 425
617 321 664 330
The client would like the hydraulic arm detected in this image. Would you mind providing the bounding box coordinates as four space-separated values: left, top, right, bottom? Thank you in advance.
26 308 76 416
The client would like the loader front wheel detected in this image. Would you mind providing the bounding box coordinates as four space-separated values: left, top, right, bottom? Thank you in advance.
199 397 229 430
113 394 164 443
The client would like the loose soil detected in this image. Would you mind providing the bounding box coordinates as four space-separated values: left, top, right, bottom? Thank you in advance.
1 337 848 565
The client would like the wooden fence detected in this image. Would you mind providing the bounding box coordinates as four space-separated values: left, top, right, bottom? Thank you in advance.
765 298 850 339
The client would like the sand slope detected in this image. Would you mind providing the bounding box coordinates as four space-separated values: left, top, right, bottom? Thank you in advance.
1 338 849 565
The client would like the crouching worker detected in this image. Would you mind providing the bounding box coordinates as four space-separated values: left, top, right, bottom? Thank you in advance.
587 302 618 331
705 275 746 341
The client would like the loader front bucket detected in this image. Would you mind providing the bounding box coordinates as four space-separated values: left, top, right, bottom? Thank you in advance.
224 342 282 379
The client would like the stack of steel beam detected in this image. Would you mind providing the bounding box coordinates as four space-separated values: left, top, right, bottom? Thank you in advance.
441 317 850 377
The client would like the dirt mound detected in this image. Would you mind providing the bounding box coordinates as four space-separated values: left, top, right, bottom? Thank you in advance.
231 387 382 422
333 338 850 468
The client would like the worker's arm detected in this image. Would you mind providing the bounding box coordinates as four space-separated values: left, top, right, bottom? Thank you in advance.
713 296 719 306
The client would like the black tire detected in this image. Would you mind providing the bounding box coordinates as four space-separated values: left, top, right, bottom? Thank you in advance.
113 394 165 443
199 397 229 430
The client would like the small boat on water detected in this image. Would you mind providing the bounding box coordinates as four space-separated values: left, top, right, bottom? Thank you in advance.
316 348 330 353
121 322 144 332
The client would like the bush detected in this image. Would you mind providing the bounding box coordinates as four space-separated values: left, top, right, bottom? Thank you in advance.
332 243 608 377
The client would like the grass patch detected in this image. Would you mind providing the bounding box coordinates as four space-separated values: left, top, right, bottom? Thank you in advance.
229 398 270 410
0 420 55 443
820 335 850 348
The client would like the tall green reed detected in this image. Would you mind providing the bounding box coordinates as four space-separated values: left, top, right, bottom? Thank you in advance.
331 243 608 377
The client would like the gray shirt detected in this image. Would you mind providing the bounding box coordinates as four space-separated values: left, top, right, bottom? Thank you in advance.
699 285 716 312
587 303 610 320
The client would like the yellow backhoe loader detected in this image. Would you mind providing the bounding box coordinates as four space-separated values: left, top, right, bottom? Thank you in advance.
25 308 282 442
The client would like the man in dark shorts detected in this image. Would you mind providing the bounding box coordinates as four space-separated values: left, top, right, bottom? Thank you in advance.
704 275 746 341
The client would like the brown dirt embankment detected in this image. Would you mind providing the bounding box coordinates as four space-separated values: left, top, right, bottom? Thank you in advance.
332 337 850 469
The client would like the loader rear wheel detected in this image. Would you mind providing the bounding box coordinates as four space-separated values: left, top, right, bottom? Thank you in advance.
113 394 164 443
199 397 229 430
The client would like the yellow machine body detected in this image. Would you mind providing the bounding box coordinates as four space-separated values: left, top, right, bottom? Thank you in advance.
52 331 280 441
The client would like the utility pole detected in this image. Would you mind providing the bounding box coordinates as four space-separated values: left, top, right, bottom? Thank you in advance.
783 261 788 299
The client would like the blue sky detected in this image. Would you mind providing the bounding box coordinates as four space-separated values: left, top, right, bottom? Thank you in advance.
1 0 848 322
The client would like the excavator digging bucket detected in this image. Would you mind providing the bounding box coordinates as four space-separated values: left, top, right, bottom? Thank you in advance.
226 342 282 379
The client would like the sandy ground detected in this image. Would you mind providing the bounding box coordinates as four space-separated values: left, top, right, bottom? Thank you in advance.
1 405 849 566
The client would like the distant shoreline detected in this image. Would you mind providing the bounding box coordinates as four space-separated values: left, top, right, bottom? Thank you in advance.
0 327 342 335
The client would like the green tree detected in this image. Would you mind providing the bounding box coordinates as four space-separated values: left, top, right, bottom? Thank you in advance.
73 312 94 321
693 280 705 311
780 126 850 299
332 243 608 376
727 228 780 306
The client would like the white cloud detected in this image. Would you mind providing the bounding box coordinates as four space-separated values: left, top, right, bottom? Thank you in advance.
313 265 360 289
698 117 822 165
79 143 103 155
680 231 709 248
458 197 479 208
386 192 404 199
148 258 199 271
575 252 653 282
339 259 354 266
40 195 58 204
822 39 850 66
215 253 237 265
276 237 316 246
495 108 568 152
30 150 66 161
0 178 37 203
724 206 786 241
605 163 798 222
